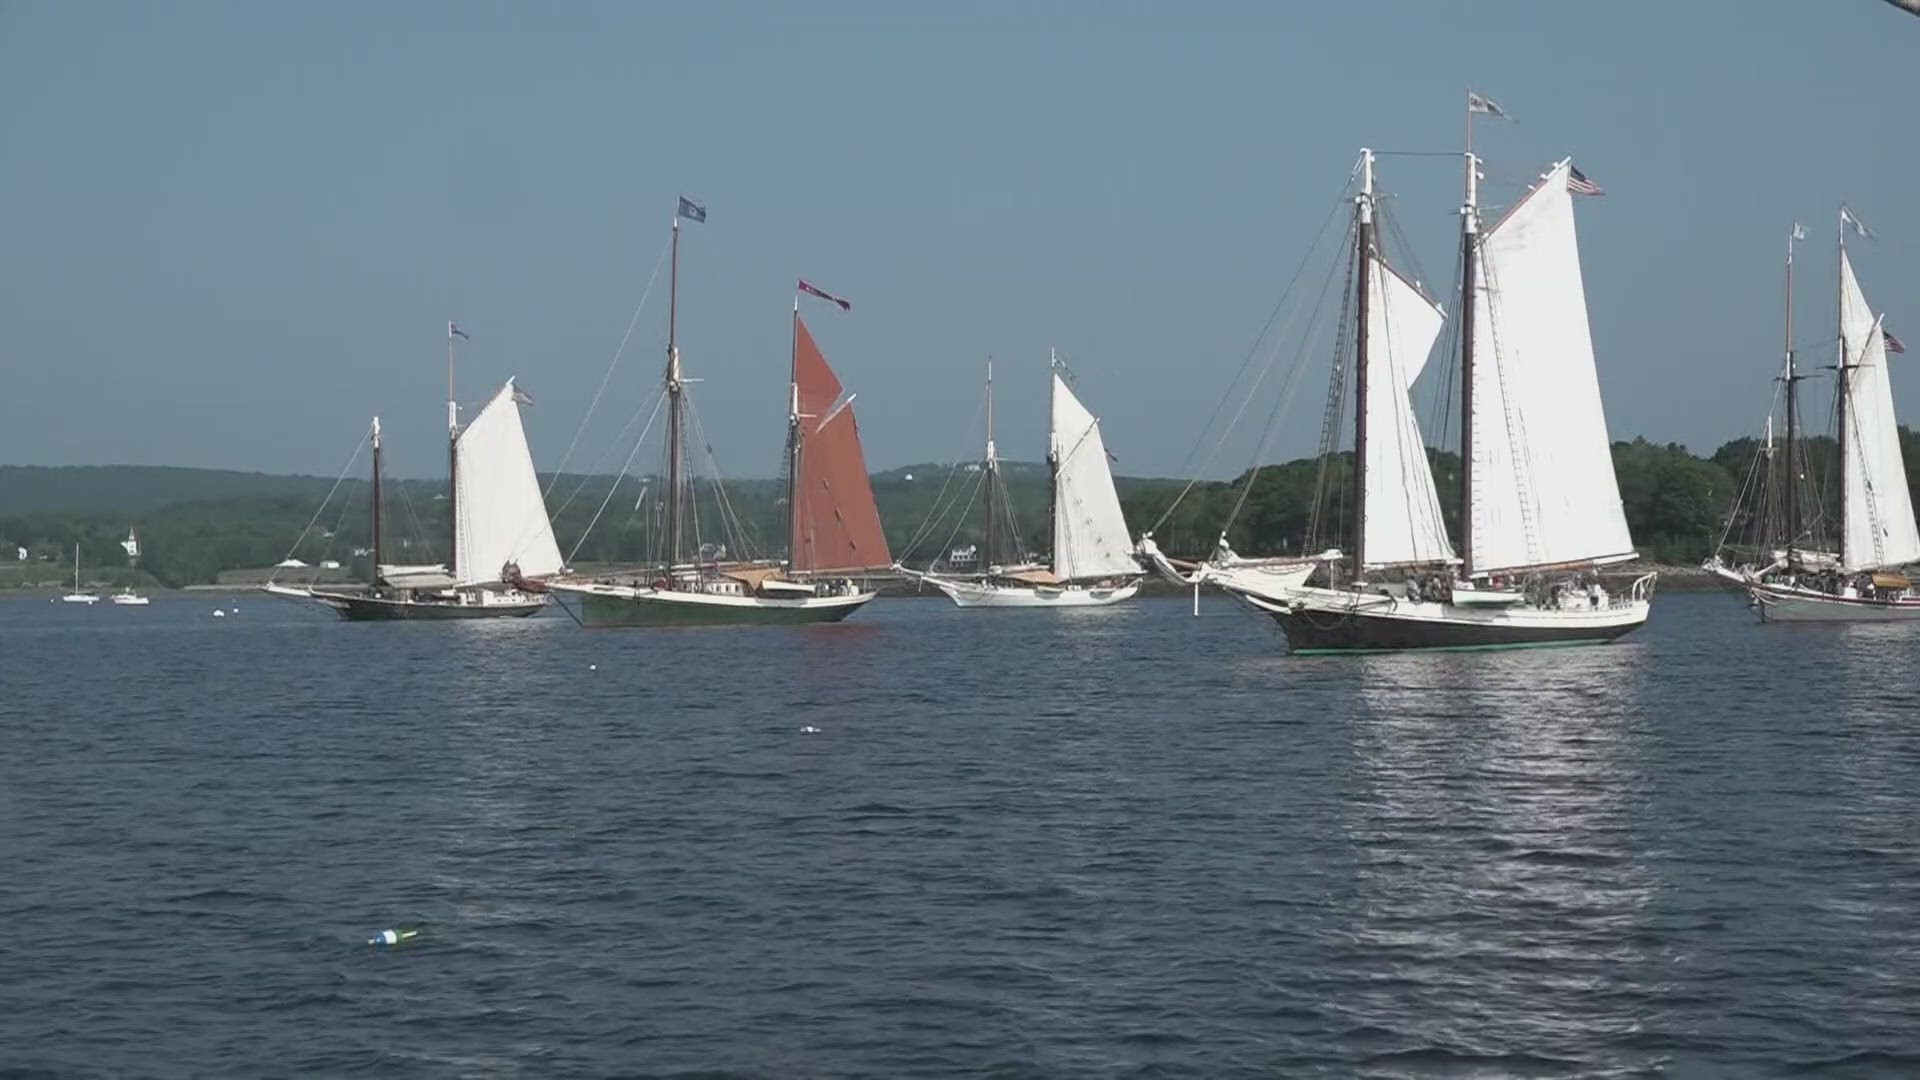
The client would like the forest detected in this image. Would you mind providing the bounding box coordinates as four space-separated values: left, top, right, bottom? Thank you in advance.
1 430 1913 587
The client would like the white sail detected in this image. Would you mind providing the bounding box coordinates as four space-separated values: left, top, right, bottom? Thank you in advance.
1468 159 1635 576
1050 372 1139 581
1838 249 1920 571
454 379 564 585
1363 256 1453 567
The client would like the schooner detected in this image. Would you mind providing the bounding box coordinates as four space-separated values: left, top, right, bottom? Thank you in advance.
547 200 892 625
1705 208 1920 620
900 354 1143 607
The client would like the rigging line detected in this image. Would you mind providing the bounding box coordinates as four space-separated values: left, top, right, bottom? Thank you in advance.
1717 380 1787 556
898 396 990 559
682 395 759 562
394 473 437 566
544 232 673 499
550 387 667 523
1149 180 1358 534
565 390 667 565
273 428 370 569
930 469 987 573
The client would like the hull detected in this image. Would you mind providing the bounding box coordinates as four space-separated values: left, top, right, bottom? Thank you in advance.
1750 583 1920 623
110 594 151 606
262 584 547 621
554 583 874 627
1236 586 1651 655
926 578 1140 608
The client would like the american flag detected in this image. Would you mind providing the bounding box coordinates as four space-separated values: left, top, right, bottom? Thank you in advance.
1886 328 1907 354
1566 166 1605 197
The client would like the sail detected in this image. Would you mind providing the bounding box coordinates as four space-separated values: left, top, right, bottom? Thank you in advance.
453 379 564 585
791 316 891 574
1838 249 1920 571
1363 256 1453 567
1050 372 1139 581
1467 160 1635 576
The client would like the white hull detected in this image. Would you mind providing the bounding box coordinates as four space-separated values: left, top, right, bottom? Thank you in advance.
110 592 150 606
1750 583 1920 623
548 580 875 625
60 594 99 605
924 577 1140 608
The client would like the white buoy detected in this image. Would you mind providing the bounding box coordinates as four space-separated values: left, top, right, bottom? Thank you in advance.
368 926 420 948
589 664 597 671
801 725 820 734
213 609 226 618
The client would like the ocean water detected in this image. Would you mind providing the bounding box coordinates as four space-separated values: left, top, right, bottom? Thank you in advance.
2 591 1917 1078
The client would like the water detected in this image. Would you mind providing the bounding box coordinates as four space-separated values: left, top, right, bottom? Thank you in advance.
2 591 1917 1078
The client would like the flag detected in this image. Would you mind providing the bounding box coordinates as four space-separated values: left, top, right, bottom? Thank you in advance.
797 279 851 311
1467 91 1514 122
1791 223 1808 242
677 196 707 223
1566 165 1605 197
1886 328 1907 354
449 322 469 340
1841 205 1874 240
512 384 536 405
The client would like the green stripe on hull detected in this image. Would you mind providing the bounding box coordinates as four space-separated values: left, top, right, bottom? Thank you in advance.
1290 637 1618 656
579 593 866 627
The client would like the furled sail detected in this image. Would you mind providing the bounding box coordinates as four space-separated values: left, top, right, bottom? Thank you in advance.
791 316 891 574
1468 159 1635 576
1050 372 1139 581
453 379 564 585
1838 249 1920 571
1363 256 1453 568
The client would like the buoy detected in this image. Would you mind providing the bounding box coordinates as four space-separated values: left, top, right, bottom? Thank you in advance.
589 664 597 671
213 609 226 618
368 926 421 948
801 725 820 734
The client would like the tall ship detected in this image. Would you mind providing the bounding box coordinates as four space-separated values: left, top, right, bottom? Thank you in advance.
1705 209 1920 620
899 354 1143 607
265 326 563 620
1144 98 1653 653
548 200 891 626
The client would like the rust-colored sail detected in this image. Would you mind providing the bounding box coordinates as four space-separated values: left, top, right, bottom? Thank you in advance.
791 315 892 574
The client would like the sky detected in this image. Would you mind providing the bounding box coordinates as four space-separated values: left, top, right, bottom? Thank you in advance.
2 0 1917 481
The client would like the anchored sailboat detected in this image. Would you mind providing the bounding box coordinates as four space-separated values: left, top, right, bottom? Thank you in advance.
902 354 1143 607
60 542 98 604
1706 208 1920 620
549 202 890 626
266 326 562 619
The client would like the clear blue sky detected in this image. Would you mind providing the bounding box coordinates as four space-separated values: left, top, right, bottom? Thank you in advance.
2 1 1915 479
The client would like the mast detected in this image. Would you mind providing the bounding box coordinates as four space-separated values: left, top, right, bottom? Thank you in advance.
1783 226 1802 570
1836 209 1849 572
1046 349 1059 575
447 323 459 580
1350 148 1374 578
787 295 802 568
983 357 997 570
664 216 685 570
1458 151 1480 576
371 416 384 583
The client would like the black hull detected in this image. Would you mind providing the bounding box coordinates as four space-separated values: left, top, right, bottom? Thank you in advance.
1266 606 1641 654
327 594 546 621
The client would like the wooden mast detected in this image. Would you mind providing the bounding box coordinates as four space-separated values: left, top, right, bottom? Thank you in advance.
1835 208 1850 572
1783 226 1802 570
447 323 459 581
787 294 802 572
1458 150 1480 578
1350 149 1374 579
1046 350 1058 577
664 215 685 571
370 416 384 584
983 357 997 572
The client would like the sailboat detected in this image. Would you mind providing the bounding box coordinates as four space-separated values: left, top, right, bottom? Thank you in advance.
1706 209 1920 620
899 354 1143 607
60 543 98 604
1186 138 1654 653
265 327 563 619
111 528 150 605
548 201 891 626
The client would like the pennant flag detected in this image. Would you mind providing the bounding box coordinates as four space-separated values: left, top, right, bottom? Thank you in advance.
797 279 851 311
1566 165 1605 197
1841 205 1874 240
449 321 469 340
1467 91 1514 122
512 385 536 405
1791 223 1808 242
1886 327 1907 354
677 196 707 223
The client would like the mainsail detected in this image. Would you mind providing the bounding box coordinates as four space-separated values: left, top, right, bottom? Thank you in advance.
1363 256 1453 567
1468 159 1635 575
1838 249 1920 571
453 379 564 585
791 316 891 574
1049 372 1138 581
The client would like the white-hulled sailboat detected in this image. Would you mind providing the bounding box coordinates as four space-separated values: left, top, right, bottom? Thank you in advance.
60 543 98 604
547 201 891 626
901 354 1143 607
1181 132 1653 653
1706 208 1920 620
265 325 563 619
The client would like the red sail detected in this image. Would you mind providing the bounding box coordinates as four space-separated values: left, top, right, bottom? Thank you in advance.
791 316 891 574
